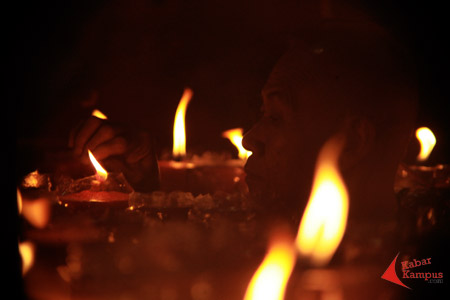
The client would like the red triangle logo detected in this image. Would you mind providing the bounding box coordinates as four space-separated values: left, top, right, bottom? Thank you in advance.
381 253 411 289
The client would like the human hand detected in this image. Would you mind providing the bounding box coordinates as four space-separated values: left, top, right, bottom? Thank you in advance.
69 115 159 192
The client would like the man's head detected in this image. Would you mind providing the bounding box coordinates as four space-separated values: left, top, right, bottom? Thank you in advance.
242 21 418 222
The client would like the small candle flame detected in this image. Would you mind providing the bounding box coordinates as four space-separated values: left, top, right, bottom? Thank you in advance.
88 150 108 181
19 241 35 275
222 128 252 160
173 88 193 158
91 109 108 120
244 231 296 300
416 127 436 162
295 135 349 267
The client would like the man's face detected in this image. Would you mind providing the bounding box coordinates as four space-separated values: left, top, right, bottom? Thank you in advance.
242 80 335 217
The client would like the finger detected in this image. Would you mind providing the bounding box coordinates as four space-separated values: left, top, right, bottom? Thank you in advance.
68 120 85 148
83 124 119 155
73 116 103 156
81 136 128 164
126 132 152 164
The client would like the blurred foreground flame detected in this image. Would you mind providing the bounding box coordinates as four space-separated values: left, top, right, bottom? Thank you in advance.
17 189 50 229
295 135 349 267
17 188 23 214
244 229 296 300
19 241 35 275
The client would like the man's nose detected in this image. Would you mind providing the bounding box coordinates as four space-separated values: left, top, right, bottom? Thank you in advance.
242 124 265 156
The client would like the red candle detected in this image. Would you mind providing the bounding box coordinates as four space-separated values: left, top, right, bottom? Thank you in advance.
57 151 133 209
158 156 247 195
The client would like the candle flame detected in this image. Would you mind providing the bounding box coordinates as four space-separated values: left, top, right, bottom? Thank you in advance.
19 241 35 275
295 135 349 267
88 150 108 181
222 128 252 160
416 127 436 162
173 88 193 158
244 231 296 300
91 109 108 120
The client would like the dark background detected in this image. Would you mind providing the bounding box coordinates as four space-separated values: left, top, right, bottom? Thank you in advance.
13 0 450 171
9 0 450 298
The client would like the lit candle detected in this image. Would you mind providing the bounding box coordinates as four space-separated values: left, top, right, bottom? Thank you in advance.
57 150 133 208
395 126 449 248
395 126 448 191
158 88 247 195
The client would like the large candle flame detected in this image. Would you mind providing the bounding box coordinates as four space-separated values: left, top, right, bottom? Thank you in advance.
222 128 252 160
173 88 193 158
19 241 35 275
244 231 296 300
295 135 349 267
88 149 108 181
416 127 436 162
91 109 108 120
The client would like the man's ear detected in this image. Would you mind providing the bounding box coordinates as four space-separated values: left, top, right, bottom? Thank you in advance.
339 116 375 171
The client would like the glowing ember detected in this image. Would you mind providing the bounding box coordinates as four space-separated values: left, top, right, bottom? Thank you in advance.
416 127 436 162
244 231 296 300
19 241 35 275
88 149 108 181
222 128 252 160
21 170 49 188
91 109 108 120
295 135 349 267
173 88 193 158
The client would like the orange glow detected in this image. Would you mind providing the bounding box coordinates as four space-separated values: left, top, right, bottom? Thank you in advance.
19 241 35 275
295 135 349 267
173 88 193 158
22 198 51 229
416 127 436 162
222 128 252 160
88 149 108 181
22 170 47 188
244 232 296 300
91 109 108 120
17 188 23 214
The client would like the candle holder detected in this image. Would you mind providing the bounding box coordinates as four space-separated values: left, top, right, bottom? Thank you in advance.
394 163 450 256
128 189 254 224
18 170 55 237
128 190 195 221
158 151 247 195
57 172 133 210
